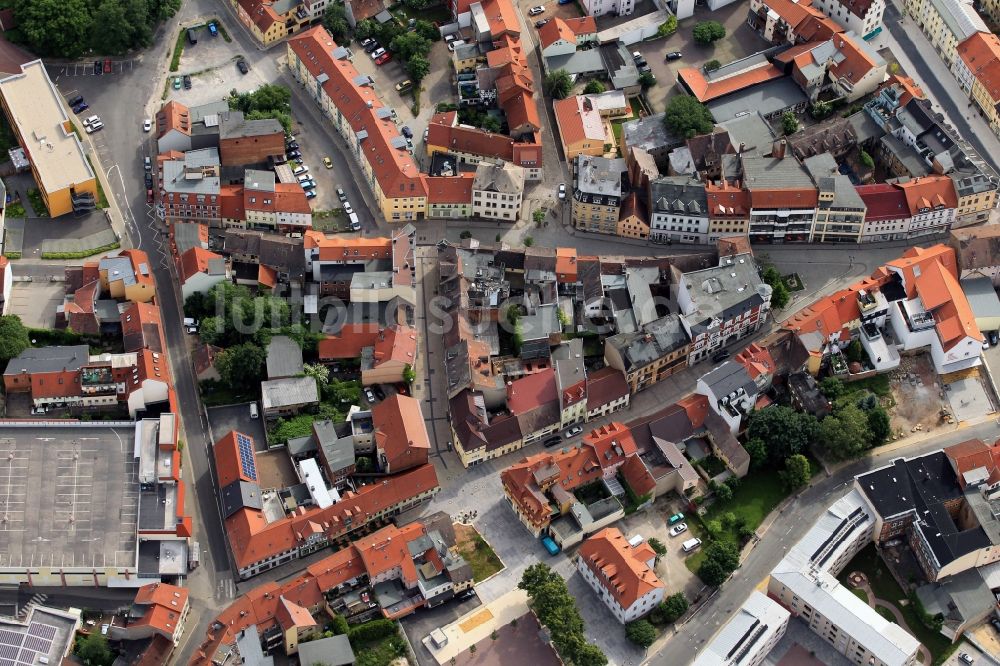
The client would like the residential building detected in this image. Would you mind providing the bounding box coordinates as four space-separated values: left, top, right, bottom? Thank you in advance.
895 174 958 238
425 173 475 219
0 60 98 216
261 376 320 418
621 112 683 167
705 182 751 241
742 153 819 243
748 0 844 44
344 0 384 27
953 32 1000 139
371 394 431 474
98 249 156 303
111 583 190 645
803 153 867 243
360 324 417 386
231 0 309 45
582 0 634 17
537 16 598 58
213 430 440 579
426 111 543 180
553 95 611 161
449 388 524 466
242 169 312 231
903 0 988 67
585 366 630 419
178 246 228 300
648 176 709 244
857 183 914 242
219 111 284 167
552 339 587 427
696 360 759 439
691 591 790 666
809 0 885 38
576 528 665 624
159 148 221 226
604 315 690 392
472 161 525 221
571 155 627 234
785 32 887 103
507 367 561 446
950 166 996 226
617 191 649 239
768 489 920 666
287 27 428 223
677 253 772 363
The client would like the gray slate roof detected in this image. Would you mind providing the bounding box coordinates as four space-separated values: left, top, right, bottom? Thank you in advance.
3 345 89 375
266 335 304 379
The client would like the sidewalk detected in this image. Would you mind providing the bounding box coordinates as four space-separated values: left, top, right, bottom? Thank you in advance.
420 589 531 664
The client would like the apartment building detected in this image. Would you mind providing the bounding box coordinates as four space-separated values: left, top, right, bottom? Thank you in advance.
582 0 634 17
706 182 751 241
648 176 709 244
954 32 1000 139
677 253 772 363
768 489 920 666
617 191 650 239
804 153 867 243
242 169 312 232
692 591 790 666
895 175 958 237
857 183 912 242
571 155 627 233
111 583 191 645
472 161 525 221
178 246 228 300
426 111 543 180
0 60 98 217
742 154 819 243
159 148 221 225
903 0 987 67
553 95 610 161
232 0 311 45
809 0 885 38
288 27 428 223
219 112 285 167
747 0 843 45
576 529 665 624
604 315 690 392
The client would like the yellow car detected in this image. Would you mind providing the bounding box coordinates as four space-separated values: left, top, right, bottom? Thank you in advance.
323 156 333 169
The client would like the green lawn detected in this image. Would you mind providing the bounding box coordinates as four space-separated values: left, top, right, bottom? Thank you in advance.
86 156 109 208
26 188 47 217
456 531 504 582
837 544 957 665
843 374 891 397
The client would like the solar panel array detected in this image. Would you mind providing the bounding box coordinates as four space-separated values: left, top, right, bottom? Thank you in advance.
0 622 56 666
236 433 257 480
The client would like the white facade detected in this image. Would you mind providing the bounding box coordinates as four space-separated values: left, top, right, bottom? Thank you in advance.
861 212 913 242
908 206 954 238
181 269 227 301
575 554 664 623
0 258 10 315
691 591 790 666
811 0 886 37
649 210 710 244
887 291 982 375
582 0 635 17
541 37 576 58
586 392 630 420
472 188 522 221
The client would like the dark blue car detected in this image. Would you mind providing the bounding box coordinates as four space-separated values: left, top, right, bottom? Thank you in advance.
73 102 89 114
208 22 218 37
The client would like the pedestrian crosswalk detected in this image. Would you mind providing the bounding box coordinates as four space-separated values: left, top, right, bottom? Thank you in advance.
17 593 47 619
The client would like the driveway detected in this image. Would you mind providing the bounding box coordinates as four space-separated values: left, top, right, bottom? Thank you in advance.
619 496 702 600
6 281 63 329
631 3 765 113
206 403 267 450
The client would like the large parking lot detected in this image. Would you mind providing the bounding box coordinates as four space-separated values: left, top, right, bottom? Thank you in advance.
164 22 267 108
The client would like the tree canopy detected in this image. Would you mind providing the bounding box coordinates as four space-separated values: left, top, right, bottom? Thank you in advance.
215 342 267 388
519 564 607 666
693 20 726 45
583 80 606 95
656 593 689 624
819 402 870 460
545 70 573 100
229 84 293 133
322 3 350 42
663 95 713 139
625 620 657 648
780 454 812 490
697 541 739 586
782 112 799 136
0 315 30 365
746 405 820 463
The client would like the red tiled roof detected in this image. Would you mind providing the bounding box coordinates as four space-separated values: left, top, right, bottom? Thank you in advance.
706 183 750 219
483 0 520 38
677 64 785 102
179 246 224 282
220 184 245 220
538 17 577 49
304 230 392 262
586 366 629 410
619 454 656 497
583 422 637 463
288 27 426 202
958 32 1000 103
913 255 983 348
347 0 385 22
856 183 909 221
578 528 664 610
155 101 190 139
944 438 1000 488
274 183 311 215
734 343 774 380
214 431 258 489
828 32 878 85
507 367 558 415
318 323 380 360
896 175 959 216
372 393 430 472
553 95 604 148
424 173 475 204
555 247 577 282
276 596 316 631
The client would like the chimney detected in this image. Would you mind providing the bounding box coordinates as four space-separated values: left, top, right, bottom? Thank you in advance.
772 139 786 159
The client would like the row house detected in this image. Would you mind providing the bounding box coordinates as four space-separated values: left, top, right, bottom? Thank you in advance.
242 169 312 232
288 27 428 223
472 161 525 221
158 148 221 226
743 153 820 243
571 155 627 234
954 33 1000 140
903 0 987 68
809 0 886 38
605 315 690 392
747 0 843 46
648 177 709 244
426 111 543 180
804 153 867 243
706 182 751 241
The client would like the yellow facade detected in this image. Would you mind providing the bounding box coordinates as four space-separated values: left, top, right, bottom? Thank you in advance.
617 214 649 239
708 218 749 240
572 199 619 233
971 77 1000 135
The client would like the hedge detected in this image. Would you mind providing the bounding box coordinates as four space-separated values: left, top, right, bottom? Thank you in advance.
348 619 397 646
3 252 20 259
41 242 119 260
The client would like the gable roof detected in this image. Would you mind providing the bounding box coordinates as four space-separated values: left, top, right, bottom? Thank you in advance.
553 95 606 148
372 394 431 471
578 527 664 610
179 246 225 283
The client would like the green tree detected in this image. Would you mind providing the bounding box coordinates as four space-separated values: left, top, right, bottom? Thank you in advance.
698 541 739 586
780 454 812 490
625 620 657 648
459 230 472 239
322 4 350 42
819 402 871 460
15 0 93 58
859 150 875 168
0 315 30 364
303 363 330 385
844 339 865 364
810 100 834 120
658 593 689 623
403 363 416 384
770 280 790 308
867 406 891 447
781 111 799 136
638 71 656 90
482 115 501 132
404 0 434 9
656 15 678 37
745 437 768 470
76 631 113 666
583 80 606 94
391 32 431 61
545 70 573 100
663 95 714 139
215 342 267 388
715 483 733 502
533 209 546 224
746 405 820 463
647 537 667 561
407 54 431 83
524 236 534 247
354 19 376 40
693 20 726 45
331 614 349 635
414 19 440 42
573 642 609 666
704 59 721 72
519 562 562 596
820 377 845 399
90 0 131 54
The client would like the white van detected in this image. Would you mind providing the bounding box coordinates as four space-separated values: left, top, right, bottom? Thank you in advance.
681 537 702 553
249 402 259 419
349 212 360 230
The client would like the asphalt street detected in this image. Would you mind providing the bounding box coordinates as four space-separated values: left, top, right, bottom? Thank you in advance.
646 419 1000 665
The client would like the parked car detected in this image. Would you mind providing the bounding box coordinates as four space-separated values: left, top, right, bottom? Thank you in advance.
365 40 381 53
208 21 218 37
563 425 583 438
187 28 198 45
375 52 392 65
360 38 375 49
93 60 102 75
633 55 647 67
373 386 386 401
143 118 152 132
349 213 361 231
395 79 413 92
337 187 347 201
448 40 466 52
103 59 112 74
173 77 182 90
401 125 413 139
85 121 104 134
990 330 999 346
344 201 354 214
144 156 152 171
183 75 192 89
300 179 316 190
558 183 566 199
711 349 730 363
371 47 386 59
364 388 376 403
83 115 101 127
67 95 84 108
665 51 683 61
144 172 153 188
72 102 89 114
543 436 562 448
305 189 317 199
668 512 685 525
639 64 652 74
558 0 573 4
528 5 545 15
286 140 299 150
681 538 702 553
457 589 476 601
669 523 688 537
288 150 302 160
237 59 249 74
293 165 309 175
958 654 974 665
146 189 154 204
535 19 550 28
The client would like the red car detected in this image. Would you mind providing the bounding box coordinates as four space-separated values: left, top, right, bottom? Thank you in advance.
146 189 154 204
103 58 112 74
375 52 392 65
